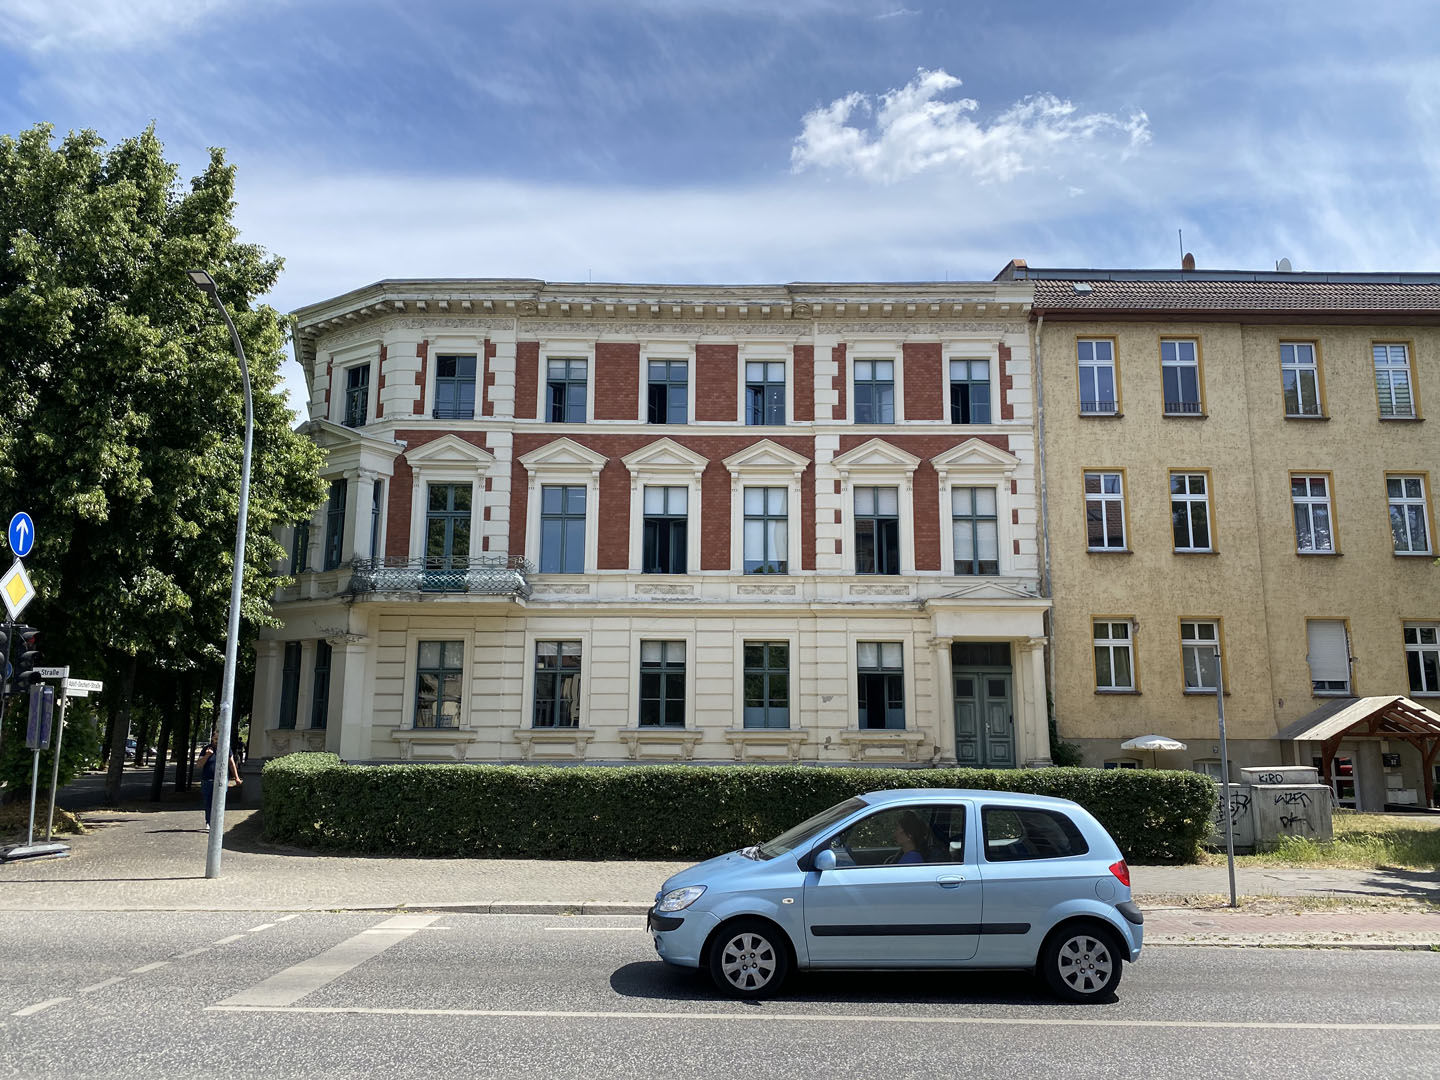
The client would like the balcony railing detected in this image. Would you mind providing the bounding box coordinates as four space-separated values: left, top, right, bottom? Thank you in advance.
348 555 533 598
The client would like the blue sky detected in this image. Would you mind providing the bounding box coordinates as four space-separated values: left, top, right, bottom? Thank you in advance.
3 0 1439 410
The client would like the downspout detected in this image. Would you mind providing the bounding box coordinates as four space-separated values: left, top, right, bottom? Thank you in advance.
1031 313 1060 756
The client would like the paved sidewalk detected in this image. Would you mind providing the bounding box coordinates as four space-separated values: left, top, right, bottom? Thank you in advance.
3 801 1438 948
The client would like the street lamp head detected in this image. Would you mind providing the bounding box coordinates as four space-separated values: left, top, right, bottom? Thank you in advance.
186 269 217 291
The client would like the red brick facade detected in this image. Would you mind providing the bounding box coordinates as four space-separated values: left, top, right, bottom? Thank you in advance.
375 345 387 419
514 341 539 420
832 344 847 421
902 342 943 421
415 340 429 418
481 340 496 417
594 342 640 421
793 345 814 422
695 344 737 422
999 342 1014 421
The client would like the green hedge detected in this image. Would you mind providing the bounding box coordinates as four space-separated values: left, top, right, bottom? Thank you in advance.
262 754 1215 864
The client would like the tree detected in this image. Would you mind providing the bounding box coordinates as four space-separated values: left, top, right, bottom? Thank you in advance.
0 124 325 804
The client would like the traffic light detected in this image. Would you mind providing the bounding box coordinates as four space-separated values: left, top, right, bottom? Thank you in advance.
12 626 41 693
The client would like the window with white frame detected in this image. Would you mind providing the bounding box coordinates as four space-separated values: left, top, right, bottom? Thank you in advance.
1405 623 1440 695
1093 620 1135 692
415 640 464 728
639 641 686 727
1084 471 1126 550
854 359 895 423
951 487 998 575
322 479 347 570
369 481 385 560
642 486 688 574
1161 339 1202 415
290 521 309 574
743 642 790 729
1281 343 1322 417
310 640 331 730
1192 760 1230 780
539 485 586 573
745 362 786 426
1103 760 1140 770
1077 339 1117 415
648 359 688 424
1291 475 1334 553
743 487 788 574
278 641 301 729
1388 475 1431 554
1306 620 1350 695
1373 344 1416 419
855 486 901 574
1170 472 1212 552
857 641 904 729
533 641 582 727
949 359 991 423
1181 620 1222 692
433 355 477 420
546 358 587 423
342 364 370 427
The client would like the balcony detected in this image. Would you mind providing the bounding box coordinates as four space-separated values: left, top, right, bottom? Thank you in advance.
347 555 533 599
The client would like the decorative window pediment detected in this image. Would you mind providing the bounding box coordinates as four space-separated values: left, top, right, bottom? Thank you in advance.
519 437 609 475
929 438 1020 476
404 433 496 471
621 438 709 477
723 439 811 477
831 438 921 476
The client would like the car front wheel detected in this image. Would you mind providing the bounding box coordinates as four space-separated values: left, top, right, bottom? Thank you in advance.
1040 922 1124 1002
709 919 789 999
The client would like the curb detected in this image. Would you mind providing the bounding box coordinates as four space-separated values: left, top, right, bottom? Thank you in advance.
397 901 652 915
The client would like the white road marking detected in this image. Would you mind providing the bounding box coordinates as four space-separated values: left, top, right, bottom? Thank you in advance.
216 914 442 1008
543 926 643 932
276 914 301 922
247 923 276 933
203 1005 1440 1033
175 948 210 959
78 977 125 994
212 934 246 945
130 961 170 974
12 997 69 1017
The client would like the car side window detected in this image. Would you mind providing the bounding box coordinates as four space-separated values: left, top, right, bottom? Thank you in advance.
982 807 1089 862
822 804 966 866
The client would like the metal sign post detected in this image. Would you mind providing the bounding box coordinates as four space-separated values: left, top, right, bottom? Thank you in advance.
1214 646 1237 908
44 688 71 841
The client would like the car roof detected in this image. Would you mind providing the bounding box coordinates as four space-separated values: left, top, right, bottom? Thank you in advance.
859 787 1080 810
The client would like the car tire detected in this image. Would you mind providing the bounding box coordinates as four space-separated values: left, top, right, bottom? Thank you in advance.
708 919 789 999
1040 921 1124 1003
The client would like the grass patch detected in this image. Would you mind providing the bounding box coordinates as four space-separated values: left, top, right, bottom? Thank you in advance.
1204 811 1440 870
1145 893 1440 914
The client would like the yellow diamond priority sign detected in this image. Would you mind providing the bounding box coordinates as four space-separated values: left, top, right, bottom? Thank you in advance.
1 558 35 620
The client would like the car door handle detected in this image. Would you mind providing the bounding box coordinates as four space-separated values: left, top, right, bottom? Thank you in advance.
936 876 965 888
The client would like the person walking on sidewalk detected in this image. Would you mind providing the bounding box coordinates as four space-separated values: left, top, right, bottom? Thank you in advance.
195 738 240 832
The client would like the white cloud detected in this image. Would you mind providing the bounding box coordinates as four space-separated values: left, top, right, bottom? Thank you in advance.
791 67 1150 183
873 7 921 18
0 0 261 53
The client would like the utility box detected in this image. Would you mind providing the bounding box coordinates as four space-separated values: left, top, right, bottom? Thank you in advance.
1210 767 1333 853
1211 783 1257 852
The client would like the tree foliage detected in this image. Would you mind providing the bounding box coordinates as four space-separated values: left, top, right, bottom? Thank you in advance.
0 123 325 800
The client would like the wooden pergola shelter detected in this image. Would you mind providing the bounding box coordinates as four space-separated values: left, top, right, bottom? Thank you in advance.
1278 696 1440 809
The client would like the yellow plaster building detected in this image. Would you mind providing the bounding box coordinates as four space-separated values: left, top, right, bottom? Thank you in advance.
999 262 1440 810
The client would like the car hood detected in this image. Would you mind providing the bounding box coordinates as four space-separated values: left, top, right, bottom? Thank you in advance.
659 849 776 896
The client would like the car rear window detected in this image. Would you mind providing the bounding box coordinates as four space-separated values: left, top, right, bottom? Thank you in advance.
981 807 1089 861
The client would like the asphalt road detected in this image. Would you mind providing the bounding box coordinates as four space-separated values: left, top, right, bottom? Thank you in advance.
2 912 1438 1080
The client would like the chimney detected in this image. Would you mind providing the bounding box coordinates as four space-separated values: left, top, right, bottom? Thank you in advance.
1181 252 1196 271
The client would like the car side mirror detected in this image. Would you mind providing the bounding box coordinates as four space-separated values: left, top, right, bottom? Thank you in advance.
812 848 837 872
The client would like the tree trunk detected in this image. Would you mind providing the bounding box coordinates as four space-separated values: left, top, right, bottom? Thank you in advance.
150 672 178 801
102 654 138 806
175 673 195 792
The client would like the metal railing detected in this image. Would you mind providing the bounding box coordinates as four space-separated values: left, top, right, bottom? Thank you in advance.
1080 399 1118 415
348 555 533 598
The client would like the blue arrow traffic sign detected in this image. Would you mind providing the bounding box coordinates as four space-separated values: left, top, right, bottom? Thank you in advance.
8 513 34 558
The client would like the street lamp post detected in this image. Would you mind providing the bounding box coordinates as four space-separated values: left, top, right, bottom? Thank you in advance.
1214 645 1237 907
187 269 253 880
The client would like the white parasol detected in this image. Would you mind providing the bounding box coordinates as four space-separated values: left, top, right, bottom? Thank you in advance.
1120 734 1188 769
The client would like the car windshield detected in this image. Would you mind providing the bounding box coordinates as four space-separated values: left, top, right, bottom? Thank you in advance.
755 797 866 860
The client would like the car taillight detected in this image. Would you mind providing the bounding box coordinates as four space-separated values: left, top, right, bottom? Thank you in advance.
1108 860 1130 887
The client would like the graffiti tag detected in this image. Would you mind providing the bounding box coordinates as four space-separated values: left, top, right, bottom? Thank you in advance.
1273 791 1311 808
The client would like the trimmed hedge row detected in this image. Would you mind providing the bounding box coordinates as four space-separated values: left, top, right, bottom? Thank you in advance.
262 754 1216 864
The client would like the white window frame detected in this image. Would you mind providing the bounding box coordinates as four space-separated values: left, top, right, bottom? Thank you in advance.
520 627 595 729
519 438 608 574
1291 473 1335 554
639 341 697 427
1160 338 1202 416
1084 470 1127 551
1093 619 1136 692
537 340 596 424
1180 619 1223 693
621 439 707 574
402 435 495 559
328 339 382 427
400 628 473 731
1404 623 1440 696
832 438 921 575
847 634 916 731
723 440 810 575
1306 619 1351 696
1077 338 1118 416
931 439 1022 578
942 341 1000 425
1387 474 1432 555
628 628 698 730
731 628 802 730
424 332 485 421
846 342 904 424
1170 471 1213 552
1373 343 1416 419
1281 342 1322 418
737 343 794 428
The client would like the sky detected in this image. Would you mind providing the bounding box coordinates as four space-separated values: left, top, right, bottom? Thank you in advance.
3 0 1439 413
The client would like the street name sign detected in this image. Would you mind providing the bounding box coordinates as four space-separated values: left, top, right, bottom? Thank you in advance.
66 678 104 693
37 667 69 679
0 559 35 620
8 513 34 558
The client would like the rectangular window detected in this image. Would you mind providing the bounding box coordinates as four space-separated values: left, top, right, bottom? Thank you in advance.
1281 342 1322 417
743 642 790 729
289 521 309 574
433 354 477 420
546 358 587 423
1374 344 1416 418
424 483 472 587
853 359 895 423
343 365 370 427
952 487 999 575
278 641 301 729
857 641 904 729
854 486 900 574
1077 339 1117 415
1084 471 1126 550
745 362 786 425
639 641 685 727
539 484 586 573
1161 339 1202 415
415 640 464 728
647 360 688 424
369 481 384 560
322 479 347 570
642 486 688 574
743 487 788 574
533 641 582 727
1093 620 1135 692
1405 624 1440 695
1388 475 1431 554
1306 620 1350 695
949 359 991 423
1291 475 1334 553
1181 620 1221 692
1170 472 1212 552
309 640 332 729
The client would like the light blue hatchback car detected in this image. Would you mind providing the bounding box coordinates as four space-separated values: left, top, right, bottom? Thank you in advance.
648 788 1143 1002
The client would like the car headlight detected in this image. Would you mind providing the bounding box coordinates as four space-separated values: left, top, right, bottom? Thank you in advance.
656 885 706 912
